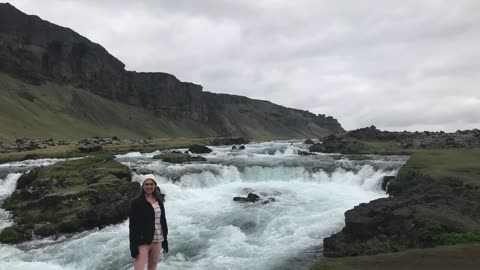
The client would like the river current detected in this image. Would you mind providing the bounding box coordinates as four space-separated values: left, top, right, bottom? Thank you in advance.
0 141 408 270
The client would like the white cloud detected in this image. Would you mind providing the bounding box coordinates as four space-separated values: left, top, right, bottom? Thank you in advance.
8 0 480 131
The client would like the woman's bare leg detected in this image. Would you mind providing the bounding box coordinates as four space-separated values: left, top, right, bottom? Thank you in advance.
134 244 150 270
147 242 161 270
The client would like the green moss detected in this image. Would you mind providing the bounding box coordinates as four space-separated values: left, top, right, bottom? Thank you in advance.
0 72 219 141
152 152 206 163
34 223 58 237
0 153 132 243
0 226 29 243
439 232 480 245
399 148 480 186
418 224 480 246
386 241 408 252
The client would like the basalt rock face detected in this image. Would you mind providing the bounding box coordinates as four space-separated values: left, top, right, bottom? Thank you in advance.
323 175 480 257
125 72 206 120
0 3 344 137
0 3 125 95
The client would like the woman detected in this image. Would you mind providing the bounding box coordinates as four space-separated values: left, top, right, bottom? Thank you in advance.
129 174 168 270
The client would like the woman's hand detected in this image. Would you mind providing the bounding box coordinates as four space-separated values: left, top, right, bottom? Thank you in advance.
130 246 139 258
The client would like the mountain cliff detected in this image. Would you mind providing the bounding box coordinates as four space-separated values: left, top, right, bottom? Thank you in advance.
0 3 344 140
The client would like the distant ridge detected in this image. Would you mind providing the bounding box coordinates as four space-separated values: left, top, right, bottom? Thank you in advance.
0 3 344 140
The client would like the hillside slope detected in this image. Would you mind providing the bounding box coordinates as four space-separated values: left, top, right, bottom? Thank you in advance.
0 72 338 140
0 3 344 140
0 72 221 141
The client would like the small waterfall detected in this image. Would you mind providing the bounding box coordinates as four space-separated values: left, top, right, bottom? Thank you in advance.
0 141 408 270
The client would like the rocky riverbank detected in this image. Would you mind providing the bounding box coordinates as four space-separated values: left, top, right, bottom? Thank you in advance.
0 154 139 243
323 176 480 257
347 126 480 149
318 136 480 258
0 137 251 243
307 127 480 156
0 137 150 154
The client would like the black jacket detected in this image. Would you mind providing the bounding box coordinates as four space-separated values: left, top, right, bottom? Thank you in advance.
129 195 168 258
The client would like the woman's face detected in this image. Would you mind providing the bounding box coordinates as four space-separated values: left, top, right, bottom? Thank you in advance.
143 179 156 195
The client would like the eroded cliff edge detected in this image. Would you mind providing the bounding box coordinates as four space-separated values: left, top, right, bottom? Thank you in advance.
0 3 343 139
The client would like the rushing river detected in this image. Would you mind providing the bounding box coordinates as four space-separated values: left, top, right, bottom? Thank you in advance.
0 141 408 270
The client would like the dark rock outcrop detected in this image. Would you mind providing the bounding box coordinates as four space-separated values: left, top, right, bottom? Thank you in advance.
234 193 261 203
347 126 480 149
0 154 138 243
0 3 345 139
188 144 212 154
211 137 250 146
233 192 276 204
0 138 69 153
309 134 366 154
323 177 480 257
304 139 315 144
78 144 102 153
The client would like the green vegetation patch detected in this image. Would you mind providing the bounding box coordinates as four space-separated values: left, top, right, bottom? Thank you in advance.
419 223 480 246
399 148 480 186
399 147 480 187
153 152 206 163
311 244 480 270
0 154 137 243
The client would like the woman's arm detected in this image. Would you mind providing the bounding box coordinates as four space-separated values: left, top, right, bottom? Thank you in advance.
129 200 141 258
160 201 169 253
160 201 168 237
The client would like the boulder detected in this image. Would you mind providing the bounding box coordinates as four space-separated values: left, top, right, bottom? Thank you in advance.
188 144 212 154
323 182 480 257
309 143 325 153
304 139 315 144
233 192 261 203
0 154 138 244
211 137 250 146
232 192 275 204
78 144 103 153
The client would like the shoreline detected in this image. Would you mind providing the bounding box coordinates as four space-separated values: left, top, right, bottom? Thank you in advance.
309 131 480 269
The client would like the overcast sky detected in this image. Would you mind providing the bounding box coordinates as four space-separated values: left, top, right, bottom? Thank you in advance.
8 0 480 131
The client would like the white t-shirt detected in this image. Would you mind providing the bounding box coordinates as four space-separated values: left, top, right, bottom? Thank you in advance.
152 202 164 242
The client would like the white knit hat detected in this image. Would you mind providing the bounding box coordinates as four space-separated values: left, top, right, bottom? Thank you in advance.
141 174 157 185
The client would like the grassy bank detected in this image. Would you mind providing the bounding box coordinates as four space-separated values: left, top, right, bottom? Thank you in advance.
0 137 214 164
0 154 136 243
399 147 480 186
0 73 222 141
311 244 480 270
311 143 480 270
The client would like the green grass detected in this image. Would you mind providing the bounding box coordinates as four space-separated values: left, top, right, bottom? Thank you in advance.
311 244 480 270
360 140 409 155
0 72 340 141
419 223 480 245
0 72 218 141
0 137 216 163
400 148 480 186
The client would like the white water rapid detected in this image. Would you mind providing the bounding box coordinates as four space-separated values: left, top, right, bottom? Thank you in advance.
0 141 408 270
